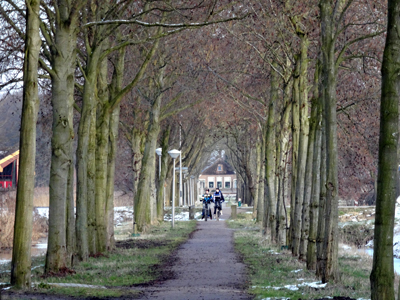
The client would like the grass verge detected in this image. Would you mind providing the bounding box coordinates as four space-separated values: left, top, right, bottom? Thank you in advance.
3 220 196 299
228 213 373 300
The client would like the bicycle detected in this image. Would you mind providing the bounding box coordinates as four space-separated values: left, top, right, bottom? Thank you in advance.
201 197 213 221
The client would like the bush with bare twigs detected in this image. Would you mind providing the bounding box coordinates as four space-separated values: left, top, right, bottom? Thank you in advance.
0 189 48 249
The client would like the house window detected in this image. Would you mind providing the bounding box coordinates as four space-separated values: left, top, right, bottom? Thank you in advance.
217 181 222 188
209 182 214 188
217 164 223 171
225 182 231 188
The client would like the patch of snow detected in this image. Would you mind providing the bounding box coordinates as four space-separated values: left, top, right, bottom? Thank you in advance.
245 211 253 214
2 286 11 290
298 281 327 289
31 264 44 271
33 243 47 249
284 284 299 291
341 244 352 250
291 269 303 273
261 298 290 300
297 278 304 281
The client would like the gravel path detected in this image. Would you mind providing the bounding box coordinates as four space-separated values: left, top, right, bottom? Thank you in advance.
137 204 252 300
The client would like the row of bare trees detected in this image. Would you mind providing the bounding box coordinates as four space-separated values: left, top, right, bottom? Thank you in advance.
2 0 400 298
0 0 246 289
199 0 399 298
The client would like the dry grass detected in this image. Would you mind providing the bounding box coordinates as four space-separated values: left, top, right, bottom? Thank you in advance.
0 190 47 248
114 190 133 207
33 186 50 207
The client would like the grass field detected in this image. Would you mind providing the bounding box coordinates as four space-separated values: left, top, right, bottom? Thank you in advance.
227 211 383 300
1 221 197 299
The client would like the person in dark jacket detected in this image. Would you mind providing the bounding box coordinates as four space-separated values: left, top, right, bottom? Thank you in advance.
213 187 224 216
201 189 213 219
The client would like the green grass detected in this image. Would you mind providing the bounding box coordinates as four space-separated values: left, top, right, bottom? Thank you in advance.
4 221 196 299
228 213 373 300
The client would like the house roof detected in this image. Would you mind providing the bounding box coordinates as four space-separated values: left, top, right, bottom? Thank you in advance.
201 159 236 175
0 150 19 172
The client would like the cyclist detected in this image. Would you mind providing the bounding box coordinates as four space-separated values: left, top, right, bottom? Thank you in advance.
201 189 213 220
213 187 225 216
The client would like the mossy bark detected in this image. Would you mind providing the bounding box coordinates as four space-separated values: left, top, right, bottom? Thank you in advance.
296 33 310 260
46 3 78 273
307 67 322 270
276 78 293 245
370 0 400 298
290 59 300 251
95 50 111 253
319 0 339 282
11 0 41 288
157 126 171 222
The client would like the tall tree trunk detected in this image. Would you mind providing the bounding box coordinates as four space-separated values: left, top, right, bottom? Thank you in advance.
370 0 400 297
257 130 266 224
157 126 171 222
319 0 339 282
316 111 327 277
95 50 111 253
66 156 75 267
291 55 302 255
46 8 78 273
135 67 165 231
296 33 310 260
106 106 120 250
87 106 97 255
307 67 322 270
290 58 300 251
276 79 292 245
105 47 125 251
11 0 41 288
253 139 262 219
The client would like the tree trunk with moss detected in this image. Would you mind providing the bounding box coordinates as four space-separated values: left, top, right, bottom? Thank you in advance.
307 67 322 270
290 58 300 250
45 4 78 273
296 33 310 260
87 106 97 255
252 138 262 219
135 63 165 231
319 0 339 282
257 129 266 224
276 79 292 245
66 156 75 267
95 52 111 253
370 1 400 298
105 48 125 250
157 126 171 222
11 0 41 288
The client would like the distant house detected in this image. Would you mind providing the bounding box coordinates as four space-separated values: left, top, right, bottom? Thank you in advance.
198 159 237 196
0 150 19 188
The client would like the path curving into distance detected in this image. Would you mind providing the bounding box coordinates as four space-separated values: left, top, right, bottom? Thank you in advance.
136 204 252 300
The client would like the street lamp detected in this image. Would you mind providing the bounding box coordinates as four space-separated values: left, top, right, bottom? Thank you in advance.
168 149 180 228
155 148 162 178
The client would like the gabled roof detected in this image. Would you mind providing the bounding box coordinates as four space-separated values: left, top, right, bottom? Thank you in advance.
201 158 235 175
0 150 19 172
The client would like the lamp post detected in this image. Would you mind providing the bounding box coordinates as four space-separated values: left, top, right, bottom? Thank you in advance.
168 149 180 228
156 147 165 209
155 148 162 178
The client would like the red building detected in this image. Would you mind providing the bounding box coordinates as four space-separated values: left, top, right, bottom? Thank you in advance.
0 150 19 188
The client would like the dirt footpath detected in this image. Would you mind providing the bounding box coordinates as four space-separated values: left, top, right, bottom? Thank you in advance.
137 204 252 300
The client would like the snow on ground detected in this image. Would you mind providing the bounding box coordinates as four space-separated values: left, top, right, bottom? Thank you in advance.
164 211 202 221
35 206 134 226
252 281 327 291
